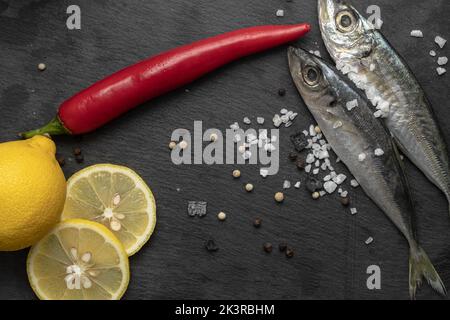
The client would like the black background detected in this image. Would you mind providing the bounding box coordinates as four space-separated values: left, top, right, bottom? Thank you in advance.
0 0 449 300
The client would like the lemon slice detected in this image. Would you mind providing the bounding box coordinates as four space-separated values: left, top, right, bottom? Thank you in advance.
27 219 129 300
61 164 156 256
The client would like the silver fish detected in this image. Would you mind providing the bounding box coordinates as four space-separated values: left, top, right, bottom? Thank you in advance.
288 47 446 299
318 0 450 214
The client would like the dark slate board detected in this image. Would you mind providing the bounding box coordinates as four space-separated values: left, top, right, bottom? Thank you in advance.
0 0 449 300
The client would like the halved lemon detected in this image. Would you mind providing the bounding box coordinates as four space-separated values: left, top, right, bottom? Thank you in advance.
61 164 156 256
27 219 129 300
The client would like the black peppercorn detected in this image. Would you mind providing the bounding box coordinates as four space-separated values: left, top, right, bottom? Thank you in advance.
286 248 294 258
253 218 262 228
263 243 273 253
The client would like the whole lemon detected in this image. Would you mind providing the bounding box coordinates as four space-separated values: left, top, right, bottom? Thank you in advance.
0 136 66 251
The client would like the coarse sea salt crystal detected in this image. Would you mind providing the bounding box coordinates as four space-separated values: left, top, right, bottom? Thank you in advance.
333 121 343 129
315 160 320 167
365 237 374 245
309 125 316 136
260 168 269 178
323 174 331 181
410 30 423 38
303 130 309 136
350 179 359 187
324 181 338 193
333 173 347 185
373 110 383 118
374 148 384 156
319 191 326 197
438 57 448 66
305 164 312 173
369 64 376 72
358 153 366 162
350 207 357 215
276 9 284 17
313 168 319 175
341 190 348 198
306 153 315 164
257 117 265 124
280 108 288 114
230 122 239 130
294 181 301 189
346 99 358 111
243 117 251 124
283 180 291 189
435 36 447 48
430 50 437 57
243 151 252 160
314 50 321 57
437 67 447 76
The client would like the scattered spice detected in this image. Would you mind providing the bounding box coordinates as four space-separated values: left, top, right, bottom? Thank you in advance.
205 239 219 252
37 63 46 71
210 133 218 142
73 147 82 156
306 176 322 192
312 191 320 199
279 243 287 252
169 141 177 149
285 247 294 258
56 155 65 167
296 157 306 170
263 242 273 253
253 218 262 228
340 197 350 206
245 183 254 192
274 192 284 202
288 152 298 161
217 212 226 221
232 169 241 178
314 126 321 134
179 140 188 149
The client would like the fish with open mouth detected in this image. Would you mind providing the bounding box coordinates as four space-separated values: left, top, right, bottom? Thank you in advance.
288 47 446 299
317 0 450 214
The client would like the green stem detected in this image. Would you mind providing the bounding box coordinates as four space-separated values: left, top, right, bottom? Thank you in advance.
20 117 70 139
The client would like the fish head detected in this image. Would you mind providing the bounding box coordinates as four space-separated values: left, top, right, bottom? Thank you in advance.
318 0 375 62
288 47 339 114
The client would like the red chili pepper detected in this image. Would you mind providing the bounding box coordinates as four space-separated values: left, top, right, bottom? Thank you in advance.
21 23 310 138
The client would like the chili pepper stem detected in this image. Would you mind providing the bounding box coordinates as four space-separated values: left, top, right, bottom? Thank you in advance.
20 117 70 139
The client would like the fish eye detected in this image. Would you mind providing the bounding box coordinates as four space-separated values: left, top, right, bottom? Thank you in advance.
302 66 321 86
336 10 357 33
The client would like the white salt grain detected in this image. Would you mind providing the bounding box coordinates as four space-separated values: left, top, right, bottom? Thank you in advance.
437 67 447 76
312 168 319 175
438 57 448 66
243 117 251 124
324 181 338 194
333 120 343 129
260 168 269 178
358 153 366 162
294 181 301 189
430 50 437 57
435 36 447 48
333 173 347 185
410 30 423 38
305 164 312 173
257 117 265 124
350 207 358 215
374 148 384 156
346 99 358 111
365 237 374 245
276 9 284 17
350 179 359 188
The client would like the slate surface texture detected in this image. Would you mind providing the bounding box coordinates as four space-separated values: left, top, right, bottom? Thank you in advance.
0 0 449 300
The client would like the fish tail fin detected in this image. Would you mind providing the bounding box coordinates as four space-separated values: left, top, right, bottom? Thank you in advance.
409 245 446 299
